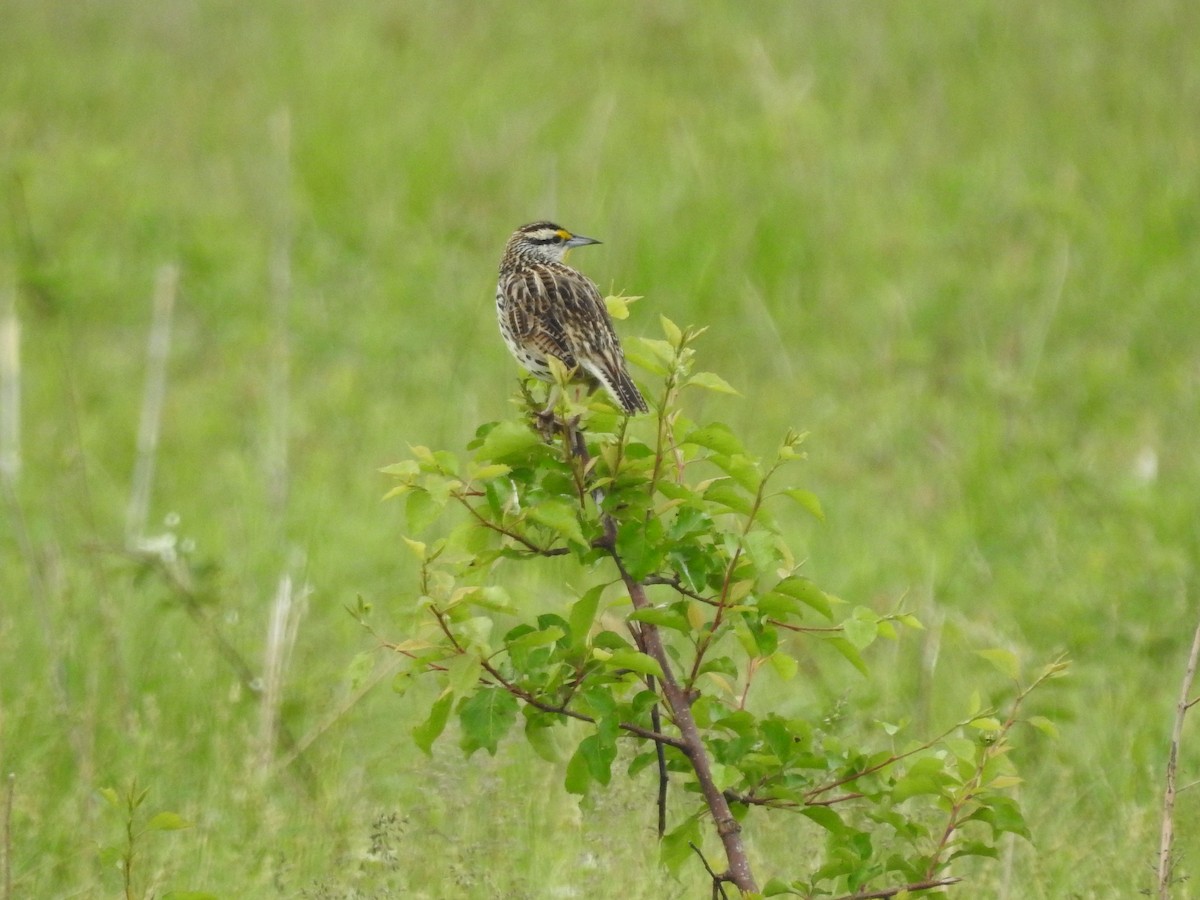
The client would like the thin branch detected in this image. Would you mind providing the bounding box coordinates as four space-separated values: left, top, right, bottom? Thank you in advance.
652 685 669 838
279 656 404 771
924 656 1066 880
806 719 966 802
456 494 570 556
1158 614 1200 899
427 604 689 752
689 842 731 900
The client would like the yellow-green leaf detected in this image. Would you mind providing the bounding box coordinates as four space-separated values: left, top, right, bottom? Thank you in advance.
604 648 664 679
978 648 1020 681
528 500 586 546
604 294 640 320
147 811 191 832
476 421 542 462
686 371 741 395
469 463 513 481
660 315 683 345
781 488 825 521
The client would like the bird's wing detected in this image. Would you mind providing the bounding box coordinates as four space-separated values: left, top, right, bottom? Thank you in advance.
547 268 623 360
502 264 648 414
502 269 578 368
550 269 649 414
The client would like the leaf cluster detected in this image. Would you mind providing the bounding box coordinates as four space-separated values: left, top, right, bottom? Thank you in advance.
378 317 1055 895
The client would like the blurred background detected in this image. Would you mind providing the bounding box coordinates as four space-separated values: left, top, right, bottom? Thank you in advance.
1 1 1197 896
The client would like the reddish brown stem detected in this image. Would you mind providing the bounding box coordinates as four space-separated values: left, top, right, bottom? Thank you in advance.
613 554 759 893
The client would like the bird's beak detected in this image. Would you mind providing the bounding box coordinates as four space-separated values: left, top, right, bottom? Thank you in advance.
565 233 601 249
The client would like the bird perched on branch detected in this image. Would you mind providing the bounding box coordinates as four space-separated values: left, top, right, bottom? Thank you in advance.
496 221 648 416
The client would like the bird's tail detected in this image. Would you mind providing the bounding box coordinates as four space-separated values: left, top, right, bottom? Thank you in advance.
583 357 649 416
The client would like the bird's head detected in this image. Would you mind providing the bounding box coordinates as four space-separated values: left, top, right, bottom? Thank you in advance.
506 221 601 264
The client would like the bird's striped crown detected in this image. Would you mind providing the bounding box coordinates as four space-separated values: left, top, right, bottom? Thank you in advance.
502 221 601 269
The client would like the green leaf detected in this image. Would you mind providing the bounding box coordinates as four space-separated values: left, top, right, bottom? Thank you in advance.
970 794 1031 839
978 648 1021 681
401 536 426 561
741 529 779 572
628 606 692 632
405 490 440 535
412 691 453 755
800 805 846 835
447 653 482 699
455 616 494 652
969 716 1004 731
97 843 122 868
949 840 1000 862
568 585 604 650
475 420 542 462
565 742 592 795
528 499 586 547
703 481 753 515
345 650 375 691
892 770 948 802
615 518 666 580
686 371 741 395
712 453 761 492
827 637 869 675
146 811 191 831
945 737 978 763
769 651 798 681
638 337 677 367
506 625 564 651
469 463 513 481
463 585 517 614
379 460 420 477
576 732 618 786
624 345 668 377
760 716 796 763
660 816 703 875
770 577 835 619
1027 715 1059 738
842 611 878 650
98 787 120 808
660 314 683 345
763 878 800 896
781 488 825 521
458 687 520 756
683 423 745 457
602 648 664 679
525 719 564 763
627 749 659 778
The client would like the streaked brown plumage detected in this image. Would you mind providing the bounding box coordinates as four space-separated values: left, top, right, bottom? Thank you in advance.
496 221 648 415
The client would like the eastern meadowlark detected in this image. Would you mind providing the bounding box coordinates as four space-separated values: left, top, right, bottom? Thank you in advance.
496 221 649 416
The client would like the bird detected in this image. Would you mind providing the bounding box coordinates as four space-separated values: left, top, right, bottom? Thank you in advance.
495 221 649 416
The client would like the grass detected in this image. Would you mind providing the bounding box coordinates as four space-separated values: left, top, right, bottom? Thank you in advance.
2 0 1199 895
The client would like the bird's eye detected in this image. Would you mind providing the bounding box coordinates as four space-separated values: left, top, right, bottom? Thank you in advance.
552 234 565 244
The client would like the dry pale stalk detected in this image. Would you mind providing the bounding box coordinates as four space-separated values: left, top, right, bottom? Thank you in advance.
1158 615 1200 898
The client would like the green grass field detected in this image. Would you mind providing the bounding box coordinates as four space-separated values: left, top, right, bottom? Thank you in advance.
2 1 1198 896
